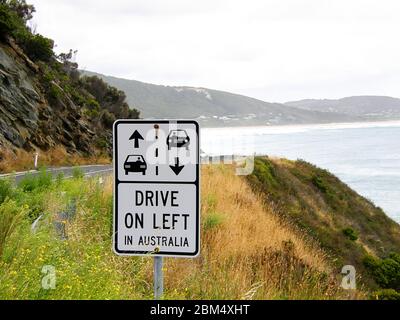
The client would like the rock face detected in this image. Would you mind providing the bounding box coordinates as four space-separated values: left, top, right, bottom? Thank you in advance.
0 41 107 155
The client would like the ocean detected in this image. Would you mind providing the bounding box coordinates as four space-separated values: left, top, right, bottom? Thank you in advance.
201 121 400 223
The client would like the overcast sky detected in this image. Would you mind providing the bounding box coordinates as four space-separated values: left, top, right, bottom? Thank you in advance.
29 0 400 102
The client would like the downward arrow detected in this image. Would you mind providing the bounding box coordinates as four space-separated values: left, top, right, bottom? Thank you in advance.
129 130 144 148
170 157 184 176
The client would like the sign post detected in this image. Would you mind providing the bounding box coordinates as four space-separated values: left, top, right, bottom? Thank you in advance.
154 256 163 299
113 120 200 299
34 152 39 170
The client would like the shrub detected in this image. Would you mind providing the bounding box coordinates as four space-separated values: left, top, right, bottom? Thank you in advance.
87 98 100 110
95 137 108 149
364 253 400 291
72 167 84 179
85 108 99 118
206 193 217 211
203 212 224 230
6 0 35 22
343 228 358 241
0 4 19 39
47 83 63 103
373 289 400 300
18 169 52 192
0 179 13 204
81 75 140 120
19 33 54 62
312 176 328 193
101 110 116 128
0 199 25 257
55 172 64 186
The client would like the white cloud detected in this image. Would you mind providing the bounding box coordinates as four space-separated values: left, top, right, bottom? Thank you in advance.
30 0 400 102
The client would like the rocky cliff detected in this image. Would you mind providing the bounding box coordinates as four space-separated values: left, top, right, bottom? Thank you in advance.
0 38 140 170
0 40 98 154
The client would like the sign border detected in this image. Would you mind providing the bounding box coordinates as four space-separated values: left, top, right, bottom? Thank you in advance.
113 119 200 258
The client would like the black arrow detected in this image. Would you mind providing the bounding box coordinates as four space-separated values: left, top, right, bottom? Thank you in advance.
170 157 184 176
129 130 144 148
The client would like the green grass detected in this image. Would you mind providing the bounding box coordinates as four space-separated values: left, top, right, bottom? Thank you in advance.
72 167 84 179
363 253 400 292
203 212 225 230
18 169 53 193
343 228 359 241
0 174 152 300
0 178 13 204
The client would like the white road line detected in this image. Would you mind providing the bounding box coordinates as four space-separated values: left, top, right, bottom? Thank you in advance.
84 168 114 176
63 168 113 180
0 170 37 178
0 164 112 178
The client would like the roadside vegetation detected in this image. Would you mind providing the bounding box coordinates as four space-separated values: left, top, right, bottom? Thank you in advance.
247 156 400 298
0 147 110 174
0 165 361 300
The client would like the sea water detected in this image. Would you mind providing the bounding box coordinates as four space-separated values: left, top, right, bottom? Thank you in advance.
201 121 400 223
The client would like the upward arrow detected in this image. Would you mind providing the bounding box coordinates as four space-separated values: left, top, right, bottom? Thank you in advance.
129 130 144 148
170 157 185 176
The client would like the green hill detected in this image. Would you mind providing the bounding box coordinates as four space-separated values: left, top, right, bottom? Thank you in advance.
286 96 400 120
247 157 400 294
83 71 361 127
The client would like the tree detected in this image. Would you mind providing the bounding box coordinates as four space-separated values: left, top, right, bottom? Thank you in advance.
57 49 79 82
81 75 141 121
21 33 54 62
0 3 19 39
5 0 35 22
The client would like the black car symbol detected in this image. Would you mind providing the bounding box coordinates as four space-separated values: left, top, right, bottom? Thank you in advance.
124 155 147 175
167 130 190 150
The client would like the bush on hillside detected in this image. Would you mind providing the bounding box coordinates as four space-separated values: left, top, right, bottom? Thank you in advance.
312 175 328 193
4 0 35 22
0 4 19 39
101 110 116 127
343 228 358 241
0 1 35 42
19 33 54 62
363 253 400 291
81 76 140 121
1 1 53 62
373 289 400 300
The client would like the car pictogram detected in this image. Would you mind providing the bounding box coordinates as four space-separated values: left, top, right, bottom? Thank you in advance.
167 130 190 150
124 155 147 175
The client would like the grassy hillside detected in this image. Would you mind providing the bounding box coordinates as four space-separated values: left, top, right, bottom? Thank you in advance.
0 165 360 300
83 71 359 127
286 96 400 120
247 157 400 293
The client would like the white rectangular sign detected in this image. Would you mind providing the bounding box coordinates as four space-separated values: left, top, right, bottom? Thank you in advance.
113 120 200 257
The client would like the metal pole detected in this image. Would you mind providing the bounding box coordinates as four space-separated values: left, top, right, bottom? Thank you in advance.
154 256 164 300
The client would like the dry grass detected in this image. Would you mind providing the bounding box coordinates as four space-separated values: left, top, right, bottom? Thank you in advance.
159 165 361 299
0 146 110 173
15 164 363 299
58 165 352 300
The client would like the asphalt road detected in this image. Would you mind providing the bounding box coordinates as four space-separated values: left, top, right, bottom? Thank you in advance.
0 155 245 185
0 164 113 184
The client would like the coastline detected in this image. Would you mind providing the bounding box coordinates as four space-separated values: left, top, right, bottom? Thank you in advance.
201 119 400 134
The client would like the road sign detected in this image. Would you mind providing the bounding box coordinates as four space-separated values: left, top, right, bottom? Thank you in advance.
113 120 200 257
